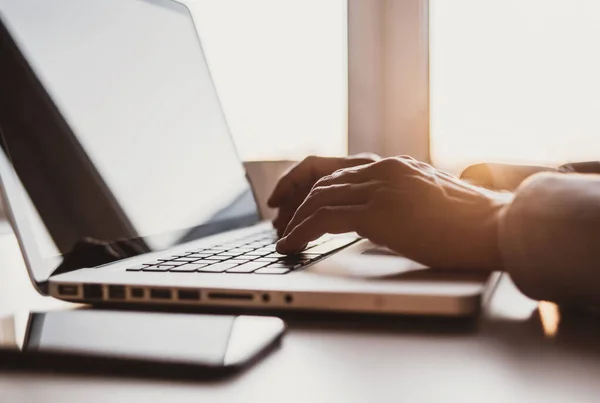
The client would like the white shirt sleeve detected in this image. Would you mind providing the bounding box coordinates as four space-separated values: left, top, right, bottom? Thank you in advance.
500 172 600 307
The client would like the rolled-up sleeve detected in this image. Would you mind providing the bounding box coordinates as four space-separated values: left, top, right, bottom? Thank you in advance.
500 172 600 307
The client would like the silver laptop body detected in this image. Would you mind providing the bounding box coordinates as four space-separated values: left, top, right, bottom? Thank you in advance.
0 0 494 317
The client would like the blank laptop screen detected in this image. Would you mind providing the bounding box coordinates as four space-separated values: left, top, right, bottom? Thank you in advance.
0 0 260 281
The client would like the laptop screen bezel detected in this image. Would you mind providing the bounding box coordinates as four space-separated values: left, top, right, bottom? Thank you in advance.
0 1 262 293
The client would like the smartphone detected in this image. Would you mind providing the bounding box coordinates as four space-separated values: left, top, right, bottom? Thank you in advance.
2 309 285 379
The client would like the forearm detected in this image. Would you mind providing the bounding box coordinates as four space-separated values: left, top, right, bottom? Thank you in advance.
460 160 600 192
499 172 600 307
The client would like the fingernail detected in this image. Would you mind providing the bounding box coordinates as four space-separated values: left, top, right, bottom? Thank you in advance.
276 238 287 253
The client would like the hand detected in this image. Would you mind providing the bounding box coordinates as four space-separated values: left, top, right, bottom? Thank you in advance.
268 154 380 236
558 161 600 174
276 156 510 271
460 163 557 191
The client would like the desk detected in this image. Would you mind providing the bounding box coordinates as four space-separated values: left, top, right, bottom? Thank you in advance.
1 231 600 402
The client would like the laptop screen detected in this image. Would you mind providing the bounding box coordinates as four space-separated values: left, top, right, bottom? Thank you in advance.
0 0 260 283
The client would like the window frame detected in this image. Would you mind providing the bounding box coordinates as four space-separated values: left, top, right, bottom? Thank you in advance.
347 0 430 162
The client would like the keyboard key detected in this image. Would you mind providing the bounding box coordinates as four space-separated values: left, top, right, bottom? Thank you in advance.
252 257 281 262
265 252 289 258
245 241 269 247
198 249 227 254
169 258 202 263
225 262 269 273
169 263 208 272
216 251 244 256
276 258 311 267
142 265 172 272
201 255 232 261
227 258 256 263
244 251 270 257
198 263 239 273
125 264 148 272
145 261 186 267
254 267 291 275
267 263 302 269
254 248 275 255
186 253 216 259
168 254 190 259
229 247 255 253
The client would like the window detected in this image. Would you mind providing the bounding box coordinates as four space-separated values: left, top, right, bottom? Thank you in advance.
187 0 347 161
430 0 600 173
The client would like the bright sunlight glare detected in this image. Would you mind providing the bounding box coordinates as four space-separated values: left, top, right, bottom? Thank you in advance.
430 0 600 173
187 0 347 161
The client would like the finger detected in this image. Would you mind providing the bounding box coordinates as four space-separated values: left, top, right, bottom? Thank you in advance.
459 163 493 187
272 184 314 235
276 205 364 254
282 181 383 238
268 156 338 207
314 158 411 189
272 206 297 237
397 154 416 162
267 156 377 207
311 165 373 190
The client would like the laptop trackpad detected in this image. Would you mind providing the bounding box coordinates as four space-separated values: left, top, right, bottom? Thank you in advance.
306 241 431 279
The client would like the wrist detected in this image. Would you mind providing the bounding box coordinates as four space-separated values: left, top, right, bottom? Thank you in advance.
486 196 512 271
469 192 513 272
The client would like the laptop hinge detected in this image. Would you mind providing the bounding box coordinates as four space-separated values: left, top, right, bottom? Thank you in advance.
36 281 50 295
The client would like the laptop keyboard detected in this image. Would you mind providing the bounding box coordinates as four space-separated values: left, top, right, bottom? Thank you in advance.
125 229 358 275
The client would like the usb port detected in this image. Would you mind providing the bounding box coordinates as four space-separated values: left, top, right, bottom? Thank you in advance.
150 288 172 300
108 285 126 300
83 284 103 299
130 287 145 298
58 284 79 297
177 289 200 301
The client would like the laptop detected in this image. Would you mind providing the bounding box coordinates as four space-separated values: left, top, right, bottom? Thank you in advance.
0 0 495 316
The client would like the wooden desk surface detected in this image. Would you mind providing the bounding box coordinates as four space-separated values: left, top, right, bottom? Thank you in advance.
1 232 599 403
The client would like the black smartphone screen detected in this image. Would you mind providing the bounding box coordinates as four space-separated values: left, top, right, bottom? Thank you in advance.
19 310 284 377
